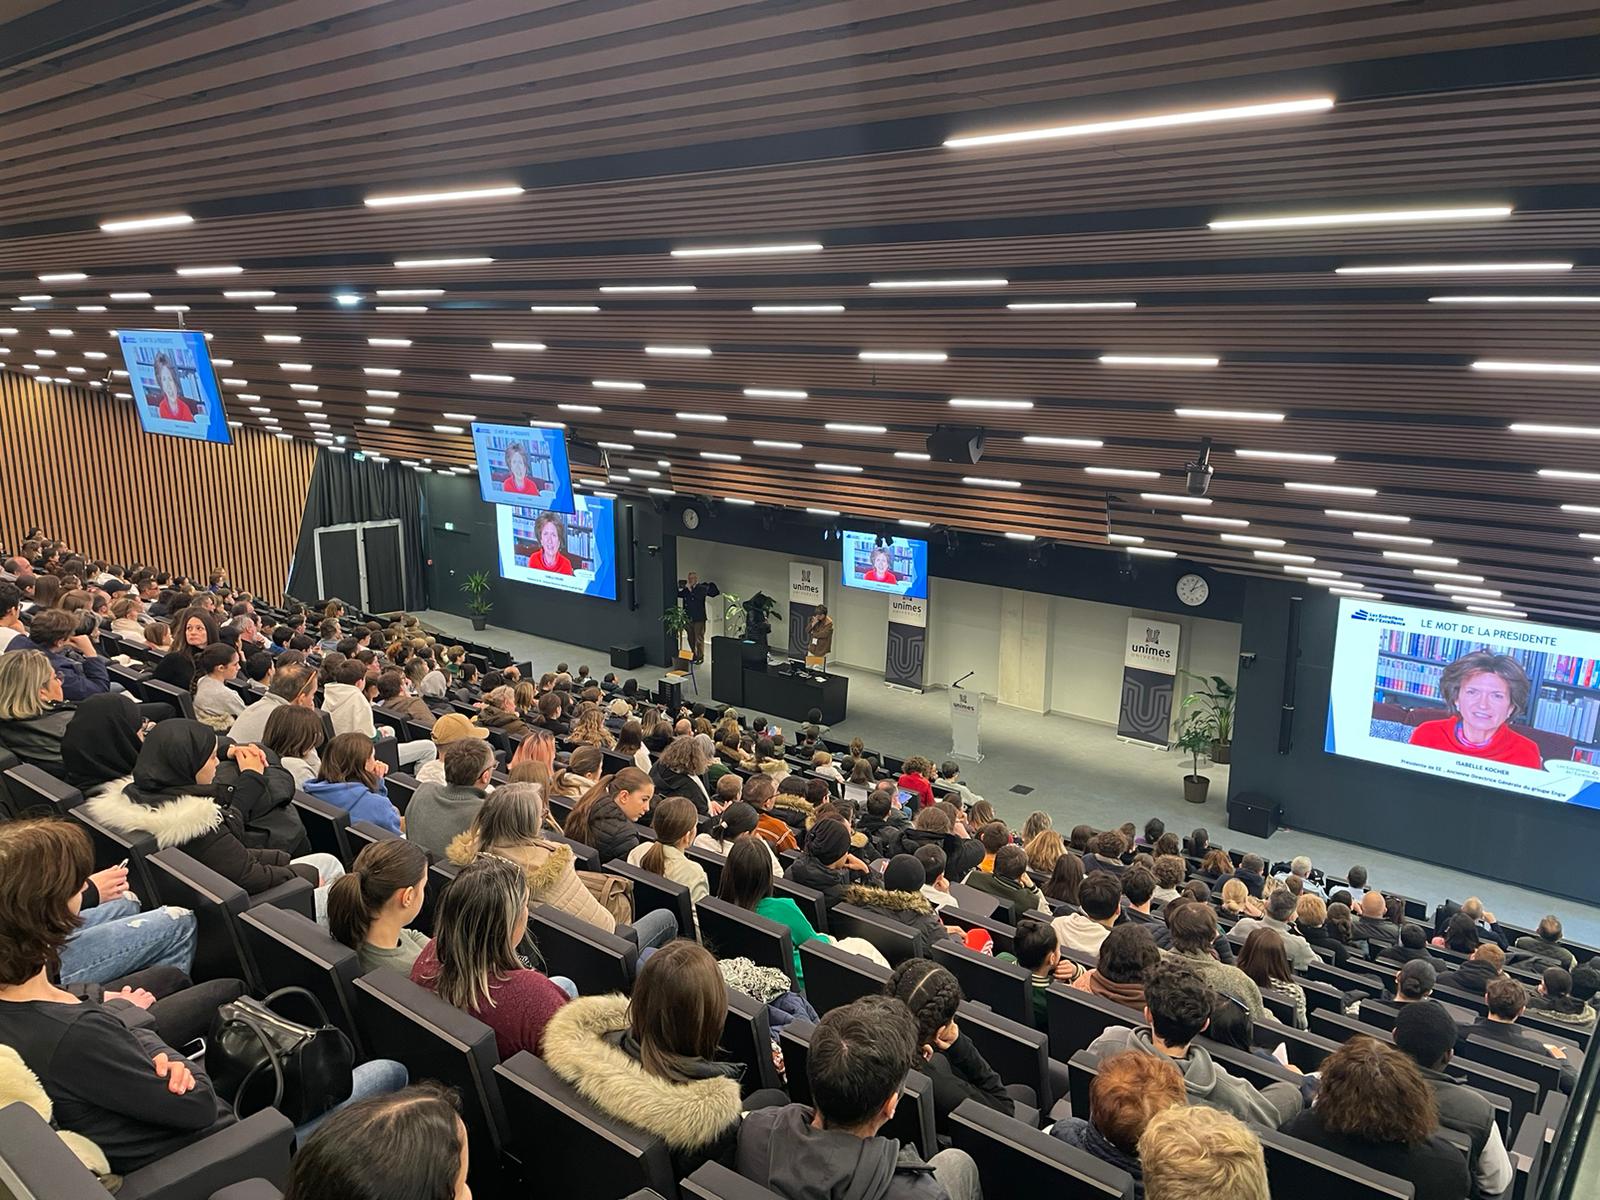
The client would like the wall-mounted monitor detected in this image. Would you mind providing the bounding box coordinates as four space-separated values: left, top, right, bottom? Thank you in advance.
471 421 574 513
495 493 617 600
1327 596 1600 807
116 329 231 444
840 530 929 600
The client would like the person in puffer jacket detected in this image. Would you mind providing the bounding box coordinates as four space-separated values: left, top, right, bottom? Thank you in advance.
839 855 961 960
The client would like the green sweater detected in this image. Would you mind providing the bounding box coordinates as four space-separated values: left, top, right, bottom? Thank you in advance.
756 896 822 986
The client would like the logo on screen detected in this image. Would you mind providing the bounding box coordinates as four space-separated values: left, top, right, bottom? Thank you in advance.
1350 609 1405 626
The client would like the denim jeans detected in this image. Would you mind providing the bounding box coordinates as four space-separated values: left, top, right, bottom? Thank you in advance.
630 907 679 952
293 1059 409 1141
396 739 438 768
551 975 578 999
60 898 197 986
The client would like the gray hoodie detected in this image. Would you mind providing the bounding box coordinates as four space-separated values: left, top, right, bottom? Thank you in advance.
321 682 374 737
737 1103 945 1200
405 782 487 859
1084 1025 1301 1129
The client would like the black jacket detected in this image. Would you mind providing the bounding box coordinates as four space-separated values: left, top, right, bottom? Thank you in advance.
1355 915 1402 950
1441 960 1501 997
919 1033 1014 1133
677 582 720 622
580 795 645 863
857 813 905 859
1302 922 1351 967
1469 1019 1578 1093
1285 1109 1469 1200
0 703 77 770
839 885 949 960
1379 943 1435 967
786 853 868 911
650 762 711 815
1417 1065 1496 1189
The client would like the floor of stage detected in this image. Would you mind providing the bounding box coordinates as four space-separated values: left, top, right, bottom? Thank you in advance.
420 610 1600 943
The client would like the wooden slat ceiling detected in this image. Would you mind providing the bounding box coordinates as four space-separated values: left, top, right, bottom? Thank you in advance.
2 1 1600 621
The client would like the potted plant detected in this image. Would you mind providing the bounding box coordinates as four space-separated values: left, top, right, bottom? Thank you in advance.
661 606 691 656
460 571 493 631
1177 710 1216 804
1181 672 1237 764
721 591 745 637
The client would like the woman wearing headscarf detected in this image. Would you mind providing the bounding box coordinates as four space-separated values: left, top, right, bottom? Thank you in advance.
81 721 342 904
60 693 145 792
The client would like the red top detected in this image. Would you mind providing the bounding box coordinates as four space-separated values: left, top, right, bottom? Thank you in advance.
501 473 545 496
1407 718 1544 769
527 551 574 575
898 771 936 810
410 939 568 1061
157 395 195 422
864 568 899 583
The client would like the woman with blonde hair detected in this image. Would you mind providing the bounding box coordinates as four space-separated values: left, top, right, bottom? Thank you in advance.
473 685 532 738
552 744 605 801
0 648 75 770
1023 829 1066 884
1021 811 1053 842
567 704 616 750
1221 877 1265 920
513 680 539 718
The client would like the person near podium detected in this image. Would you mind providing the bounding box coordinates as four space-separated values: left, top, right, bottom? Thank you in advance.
806 606 834 667
677 572 719 663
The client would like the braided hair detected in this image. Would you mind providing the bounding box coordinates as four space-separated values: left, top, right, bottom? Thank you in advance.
883 958 963 1049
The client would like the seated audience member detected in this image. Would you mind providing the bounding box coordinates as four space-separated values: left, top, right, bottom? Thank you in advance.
1380 922 1434 966
1393 958 1440 1005
1120 866 1159 919
1072 921 1160 1011
150 609 218 688
1150 856 1185 905
896 756 937 810
1229 889 1315 971
1043 849 1085 906
1139 1104 1269 1200
562 768 656 862
325 659 437 771
1235 928 1308 1029
1394 1001 1514 1199
303 731 403 835
963 843 1046 923
1013 918 1082 1027
1083 830 1128 876
786 816 872 910
812 749 844 782
6 607 110 699
0 648 77 769
544 940 781 1179
0 580 25 648
1203 995 1315 1110
1083 959 1301 1129
59 692 144 793
260 703 327 788
843 854 959 959
418 712 492 786
329 838 431 974
696 801 782 873
567 704 616 750
627 795 710 927
1456 897 1509 949
1052 869 1123 956
1022 829 1065 888
1354 889 1402 950
225 662 318 745
1051 1049 1187 1195
410 855 573 1059
84 720 337 897
373 669 436 732
1471 977 1580 1094
935 759 981 806
1442 942 1505 995
551 745 605 802
720 834 826 986
738 995 981 1200
1286 1035 1470 1200
281 1083 468 1200
1438 910 1483 954
190 643 246 730
1165 900 1265 1020
1515 916 1577 970
533 691 569 737
915 844 957 910
1325 899 1357 949
615 719 650 772
885 959 1019 1131
1220 877 1264 920
1273 854 1325 898
406 738 495 858
1527 966 1597 1029
651 733 714 814
1230 853 1267 898
857 788 906 859
749 735 786 781
1196 847 1234 883
473 685 533 739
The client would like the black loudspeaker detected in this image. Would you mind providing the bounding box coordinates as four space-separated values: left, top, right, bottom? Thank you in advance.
1227 793 1282 839
926 425 986 464
609 643 646 670
1278 595 1302 754
568 439 605 467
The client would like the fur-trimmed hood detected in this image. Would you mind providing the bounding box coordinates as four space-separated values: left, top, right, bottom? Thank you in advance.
447 832 574 895
774 796 815 821
841 883 933 915
540 995 742 1150
0 1046 112 1177
81 779 222 848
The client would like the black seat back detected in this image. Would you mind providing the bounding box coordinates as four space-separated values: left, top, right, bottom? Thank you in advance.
827 902 918 965
931 941 1033 1025
1259 1127 1415 1199
384 771 420 814
685 843 726 893
1046 983 1141 1065
956 1001 1052 1113
681 1161 787 1200
1457 1034 1566 1101
0 1102 145 1200
721 986 785 1093
697 897 794 984
2 762 82 816
138 677 195 718
948 1099 1134 1197
796 940 890 1012
603 860 696 939
146 847 258 986
772 877 828 934
69 804 159 905
239 905 364 1053
291 791 353 865
529 904 637 996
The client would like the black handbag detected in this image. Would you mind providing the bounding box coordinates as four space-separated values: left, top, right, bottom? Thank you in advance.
208 987 355 1124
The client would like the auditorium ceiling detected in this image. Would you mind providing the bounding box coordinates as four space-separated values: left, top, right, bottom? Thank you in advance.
2 1 1600 620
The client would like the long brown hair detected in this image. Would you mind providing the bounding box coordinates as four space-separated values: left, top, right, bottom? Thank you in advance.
567 706 615 750
318 731 381 792
1236 927 1293 986
628 940 726 1081
555 744 604 794
0 818 94 984
563 767 651 845
422 855 530 1011
1315 1036 1438 1144
327 839 428 951
641 795 697 875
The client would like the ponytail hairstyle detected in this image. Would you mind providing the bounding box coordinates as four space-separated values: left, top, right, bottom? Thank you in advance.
554 744 604 794
327 838 429 951
191 642 237 692
883 958 963 1051
641 796 697 875
563 766 651 845
707 801 760 847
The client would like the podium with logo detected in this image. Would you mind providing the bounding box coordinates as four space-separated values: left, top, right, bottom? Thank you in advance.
950 687 983 761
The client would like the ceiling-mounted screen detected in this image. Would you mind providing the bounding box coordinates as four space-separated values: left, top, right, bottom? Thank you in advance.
495 494 617 600
840 530 929 600
116 329 231 444
471 421 574 513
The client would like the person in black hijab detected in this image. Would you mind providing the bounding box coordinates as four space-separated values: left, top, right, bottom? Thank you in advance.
60 693 145 791
81 720 321 895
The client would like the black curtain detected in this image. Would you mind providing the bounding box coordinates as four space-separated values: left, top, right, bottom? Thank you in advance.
286 450 427 610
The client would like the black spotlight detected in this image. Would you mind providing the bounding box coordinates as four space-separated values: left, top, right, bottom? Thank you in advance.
1183 437 1214 497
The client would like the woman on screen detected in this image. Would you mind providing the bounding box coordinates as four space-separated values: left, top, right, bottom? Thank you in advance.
863 545 899 584
151 351 194 422
527 511 574 575
1407 651 1544 769
499 440 545 497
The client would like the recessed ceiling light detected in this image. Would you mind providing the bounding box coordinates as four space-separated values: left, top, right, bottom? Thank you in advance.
944 95 1332 149
1175 408 1284 421
224 290 275 299
858 350 947 363
365 418 391 426
83 351 106 361
1511 423 1600 436
1101 354 1219 367
1235 449 1336 463
1128 547 1179 558
235 393 258 400
1469 605 1526 617
9 307 35 312
1256 550 1316 563
744 387 807 400
672 242 822 258
530 305 600 313
1352 530 1433 545
1007 301 1136 311
719 497 757 507
752 304 844 314
393 257 492 268
899 519 932 528
175 265 242 277
596 441 634 451
1220 533 1285 546
1476 360 1600 377
221 377 247 386
1023 435 1105 448
99 212 193 233
369 337 412 347
17 295 50 302
491 342 546 352
628 468 662 478
1331 589 1386 600
1285 481 1377 496
869 278 1008 289
1537 470 1600 483
38 272 87 282
1325 508 1409 523
1335 262 1572 275
1210 205 1510 231
1561 504 1600 514
76 305 106 312
109 292 152 300
646 487 677 496
290 383 318 393
950 397 1033 409
1285 565 1341 577
65 366 84 375
366 390 399 399
440 413 477 423
894 451 932 461
753 439 803 450
366 185 524 208
333 294 362 306
1086 467 1160 479
471 373 514 383
1428 295 1600 304
592 380 644 391
280 362 312 372
818 463 865 474
297 398 322 408
275 433 294 441
599 285 696 293
33 349 56 357
375 305 427 313
1435 584 1501 597
46 328 71 337
676 412 727 422
558 404 603 413
375 289 444 298
646 345 712 357
1454 595 1516 608
366 404 396 414
963 475 1021 488
633 429 677 440
826 422 887 434
805 507 841 516
432 424 465 434
256 305 297 313
1181 514 1249 526
1004 532 1037 541
1139 493 1212 506
701 451 743 462
1383 551 1459 565
263 334 301 343
1414 569 1484 582
153 305 190 313
363 367 401 377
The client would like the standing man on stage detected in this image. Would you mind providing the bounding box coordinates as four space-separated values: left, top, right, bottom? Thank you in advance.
806 605 834 669
677 571 720 664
